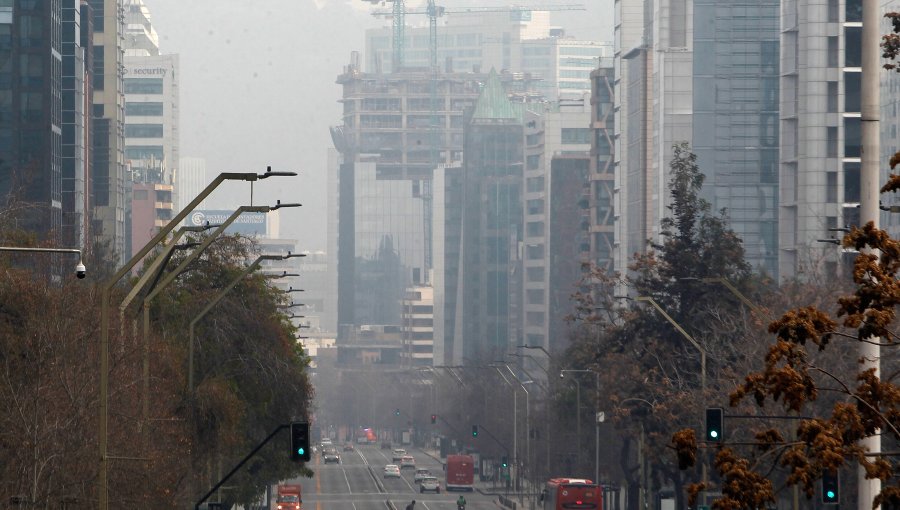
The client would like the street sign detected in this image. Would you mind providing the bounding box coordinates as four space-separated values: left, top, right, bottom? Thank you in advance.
596 411 605 423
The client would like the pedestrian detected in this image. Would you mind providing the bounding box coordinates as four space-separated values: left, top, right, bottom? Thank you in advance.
405 500 416 510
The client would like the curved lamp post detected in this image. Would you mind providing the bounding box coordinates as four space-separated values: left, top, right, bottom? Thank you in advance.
561 369 600 484
188 252 305 390
98 169 295 510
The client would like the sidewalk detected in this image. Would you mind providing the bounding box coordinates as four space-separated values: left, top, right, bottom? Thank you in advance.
420 448 538 510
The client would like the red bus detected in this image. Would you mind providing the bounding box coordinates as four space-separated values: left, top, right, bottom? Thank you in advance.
541 478 602 510
445 454 475 491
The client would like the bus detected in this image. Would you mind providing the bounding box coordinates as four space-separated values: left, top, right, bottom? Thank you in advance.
445 454 475 491
356 427 377 444
540 478 602 510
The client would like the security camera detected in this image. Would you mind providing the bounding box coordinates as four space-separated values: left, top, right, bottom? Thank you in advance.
75 261 86 279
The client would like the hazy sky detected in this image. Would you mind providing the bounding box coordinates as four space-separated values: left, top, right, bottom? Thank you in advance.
146 0 611 251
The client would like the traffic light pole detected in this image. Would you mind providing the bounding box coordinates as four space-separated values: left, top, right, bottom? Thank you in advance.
194 424 290 510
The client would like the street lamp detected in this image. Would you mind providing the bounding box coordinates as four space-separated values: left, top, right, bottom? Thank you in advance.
188 252 304 390
98 169 296 510
620 295 706 392
560 369 600 485
679 276 765 317
284 287 305 293
493 363 532 503
266 271 301 279
619 398 656 510
0 246 85 278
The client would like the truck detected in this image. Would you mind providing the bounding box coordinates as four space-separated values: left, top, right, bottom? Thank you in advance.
445 454 475 492
275 484 301 510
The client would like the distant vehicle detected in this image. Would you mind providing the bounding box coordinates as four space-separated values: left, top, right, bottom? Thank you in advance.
414 468 431 482
541 478 602 510
356 427 377 444
392 448 407 461
321 446 338 457
320 438 333 448
343 443 354 451
420 476 441 493
400 455 416 469
381 441 392 450
446 454 475 492
323 450 341 464
384 464 401 478
275 484 301 510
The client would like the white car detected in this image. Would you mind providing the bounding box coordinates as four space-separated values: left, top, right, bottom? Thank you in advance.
400 455 416 469
384 464 401 478
413 468 431 482
419 476 441 493
392 448 406 461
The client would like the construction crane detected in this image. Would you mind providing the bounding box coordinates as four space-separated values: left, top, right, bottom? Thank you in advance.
368 3 586 72
362 0 407 71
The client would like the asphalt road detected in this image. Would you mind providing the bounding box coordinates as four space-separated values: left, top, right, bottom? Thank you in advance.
287 443 499 510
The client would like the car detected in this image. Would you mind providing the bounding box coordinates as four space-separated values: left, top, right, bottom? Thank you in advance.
321 446 337 457
384 464 401 478
419 476 441 493
381 441 392 450
413 468 431 482
391 448 406 461
400 455 415 469
343 443 354 451
324 451 341 464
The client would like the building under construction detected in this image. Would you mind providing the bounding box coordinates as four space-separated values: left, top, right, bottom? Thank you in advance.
329 51 543 338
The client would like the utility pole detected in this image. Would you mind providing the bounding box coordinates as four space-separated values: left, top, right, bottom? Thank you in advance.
860 1 881 510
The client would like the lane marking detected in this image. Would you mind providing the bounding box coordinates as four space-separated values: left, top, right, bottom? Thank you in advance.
343 464 354 494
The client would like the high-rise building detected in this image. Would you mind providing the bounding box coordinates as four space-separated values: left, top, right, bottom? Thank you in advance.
455 70 525 363
0 0 63 242
122 0 179 258
89 0 127 264
521 99 593 355
779 0 863 278
590 64 615 273
614 0 781 277
401 285 434 366
330 53 538 341
61 2 94 249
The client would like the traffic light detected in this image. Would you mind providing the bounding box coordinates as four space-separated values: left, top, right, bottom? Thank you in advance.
705 407 724 442
431 414 437 424
472 425 478 438
395 408 401 416
501 456 508 468
822 469 840 504
290 422 311 462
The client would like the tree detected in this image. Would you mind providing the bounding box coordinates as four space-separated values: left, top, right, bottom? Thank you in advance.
563 143 763 510
668 16 900 510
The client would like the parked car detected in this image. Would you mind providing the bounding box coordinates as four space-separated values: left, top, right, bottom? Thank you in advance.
384 464 401 478
400 455 416 469
391 448 406 461
414 468 431 482
419 476 441 493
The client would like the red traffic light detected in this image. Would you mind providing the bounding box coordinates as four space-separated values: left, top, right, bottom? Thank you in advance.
431 414 437 424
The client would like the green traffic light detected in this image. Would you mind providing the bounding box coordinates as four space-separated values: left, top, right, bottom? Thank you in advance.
710 430 719 439
298 447 305 455
826 491 835 499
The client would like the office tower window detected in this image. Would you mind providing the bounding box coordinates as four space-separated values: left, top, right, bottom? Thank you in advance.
125 102 164 116
845 27 861 67
827 81 838 113
827 37 839 68
124 78 163 94
828 0 840 22
844 117 861 157
844 72 861 112
844 162 861 203
125 124 163 138
827 126 839 157
827 172 838 203
846 0 862 22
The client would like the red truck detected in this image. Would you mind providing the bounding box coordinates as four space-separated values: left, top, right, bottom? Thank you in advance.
445 454 475 492
275 484 301 510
